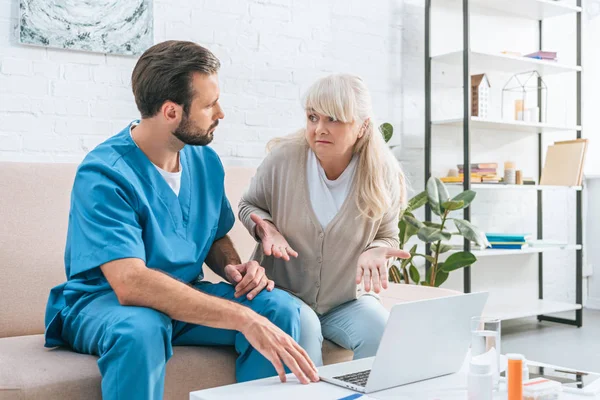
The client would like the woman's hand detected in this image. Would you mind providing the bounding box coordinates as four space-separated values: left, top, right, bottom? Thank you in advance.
250 214 299 261
356 247 411 293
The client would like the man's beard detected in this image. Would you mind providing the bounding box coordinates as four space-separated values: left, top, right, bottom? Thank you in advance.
173 113 218 146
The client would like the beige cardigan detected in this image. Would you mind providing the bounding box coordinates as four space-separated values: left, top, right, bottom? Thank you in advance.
238 142 400 314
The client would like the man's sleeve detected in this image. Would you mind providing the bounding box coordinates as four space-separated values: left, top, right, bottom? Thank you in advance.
67 163 146 279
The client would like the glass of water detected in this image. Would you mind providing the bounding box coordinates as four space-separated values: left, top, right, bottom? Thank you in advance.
471 316 501 386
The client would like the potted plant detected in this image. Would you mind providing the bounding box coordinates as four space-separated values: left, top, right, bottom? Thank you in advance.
380 123 490 287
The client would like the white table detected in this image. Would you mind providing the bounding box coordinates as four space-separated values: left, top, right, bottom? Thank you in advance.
190 356 600 400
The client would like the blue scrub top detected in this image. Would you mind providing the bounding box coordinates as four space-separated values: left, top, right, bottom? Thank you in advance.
44 122 235 347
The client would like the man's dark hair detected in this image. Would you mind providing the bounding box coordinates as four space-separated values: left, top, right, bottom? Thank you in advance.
131 40 220 118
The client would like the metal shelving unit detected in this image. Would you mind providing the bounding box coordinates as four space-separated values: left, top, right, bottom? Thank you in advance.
424 0 583 326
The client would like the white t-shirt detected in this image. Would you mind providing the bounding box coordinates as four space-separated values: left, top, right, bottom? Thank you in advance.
130 121 182 196
307 149 358 228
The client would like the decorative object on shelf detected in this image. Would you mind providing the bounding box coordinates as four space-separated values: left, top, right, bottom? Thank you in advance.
516 170 523 185
471 74 491 118
540 139 588 186
501 71 547 123
390 177 489 287
18 0 153 56
504 161 516 184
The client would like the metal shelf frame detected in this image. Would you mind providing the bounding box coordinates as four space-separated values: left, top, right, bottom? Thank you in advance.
424 0 583 327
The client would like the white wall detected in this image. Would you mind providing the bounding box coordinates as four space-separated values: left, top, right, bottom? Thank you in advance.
1 0 598 307
0 0 403 165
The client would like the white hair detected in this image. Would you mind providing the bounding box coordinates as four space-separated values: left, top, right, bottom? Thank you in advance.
268 73 407 220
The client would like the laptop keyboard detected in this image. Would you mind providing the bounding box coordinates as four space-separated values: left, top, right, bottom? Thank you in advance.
333 369 371 387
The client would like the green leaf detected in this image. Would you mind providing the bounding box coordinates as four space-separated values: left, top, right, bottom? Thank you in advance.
423 221 443 229
441 251 477 272
425 266 432 285
450 190 477 210
442 200 465 211
403 213 424 229
400 257 411 269
417 227 452 243
406 191 428 213
420 281 430 286
432 243 453 254
380 122 394 143
453 219 490 248
398 219 406 246
426 177 450 216
434 270 449 287
409 264 420 283
415 253 436 263
409 244 418 255
405 224 419 243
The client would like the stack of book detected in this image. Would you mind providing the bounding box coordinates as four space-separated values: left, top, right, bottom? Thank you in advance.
485 233 532 250
441 163 500 184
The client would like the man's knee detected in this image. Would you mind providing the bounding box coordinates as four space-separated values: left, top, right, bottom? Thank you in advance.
105 307 173 357
252 289 300 334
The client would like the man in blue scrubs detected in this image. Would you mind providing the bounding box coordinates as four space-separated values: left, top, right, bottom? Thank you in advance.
44 40 318 400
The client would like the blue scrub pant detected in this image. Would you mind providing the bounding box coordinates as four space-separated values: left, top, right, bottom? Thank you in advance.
297 294 389 367
60 281 301 400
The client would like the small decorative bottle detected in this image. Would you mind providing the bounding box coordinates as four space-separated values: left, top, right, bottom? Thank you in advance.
504 161 516 185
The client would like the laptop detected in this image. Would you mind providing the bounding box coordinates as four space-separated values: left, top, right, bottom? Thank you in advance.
319 292 489 393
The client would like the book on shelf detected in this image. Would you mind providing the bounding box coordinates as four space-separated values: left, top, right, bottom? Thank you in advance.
441 176 483 183
457 163 498 170
459 169 498 175
524 50 558 61
485 233 532 242
490 243 529 250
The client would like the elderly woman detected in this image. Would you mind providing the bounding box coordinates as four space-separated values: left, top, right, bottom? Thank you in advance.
238 74 409 366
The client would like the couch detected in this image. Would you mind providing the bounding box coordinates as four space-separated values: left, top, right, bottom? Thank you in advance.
0 162 459 399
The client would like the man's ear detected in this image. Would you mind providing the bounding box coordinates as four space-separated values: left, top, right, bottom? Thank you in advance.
161 101 182 123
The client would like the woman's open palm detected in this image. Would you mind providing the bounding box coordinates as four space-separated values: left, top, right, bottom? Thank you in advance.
250 214 299 261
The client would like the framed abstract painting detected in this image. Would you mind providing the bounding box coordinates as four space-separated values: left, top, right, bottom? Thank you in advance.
19 0 153 56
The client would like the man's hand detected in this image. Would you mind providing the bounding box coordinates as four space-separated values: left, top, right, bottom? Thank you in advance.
356 247 411 293
251 214 299 261
241 313 320 384
224 260 275 300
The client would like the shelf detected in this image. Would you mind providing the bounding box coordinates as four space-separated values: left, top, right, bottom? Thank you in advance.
482 298 582 321
432 117 581 133
432 50 581 76
441 244 582 258
445 183 583 191
469 244 582 257
465 0 582 20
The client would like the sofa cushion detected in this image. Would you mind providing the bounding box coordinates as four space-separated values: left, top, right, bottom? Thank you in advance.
0 335 352 400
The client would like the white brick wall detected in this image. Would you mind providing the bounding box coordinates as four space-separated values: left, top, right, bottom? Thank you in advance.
0 0 403 164
1 0 598 308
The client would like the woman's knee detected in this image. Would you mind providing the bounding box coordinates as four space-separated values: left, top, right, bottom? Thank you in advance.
349 296 389 358
298 302 324 366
